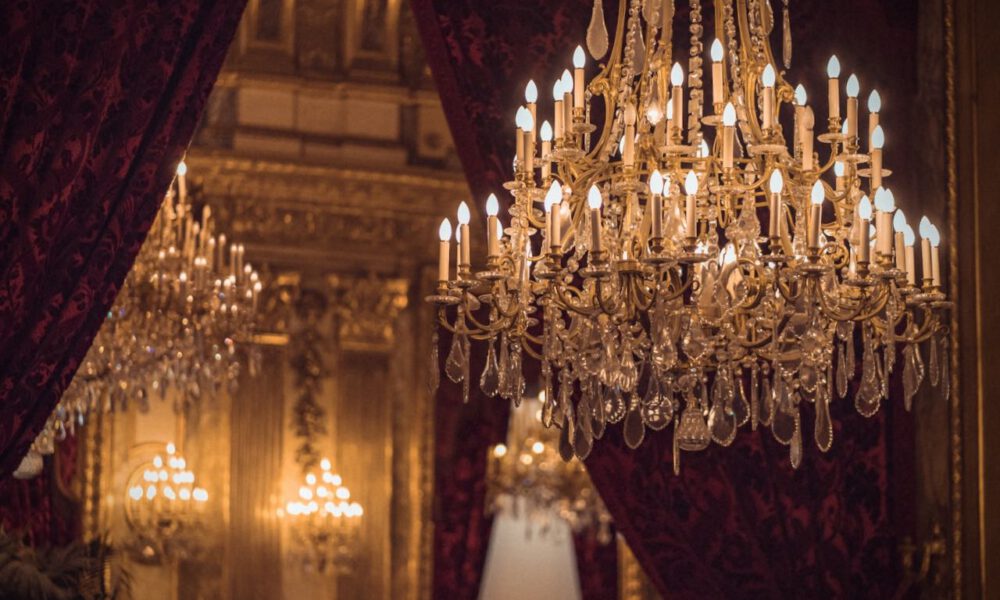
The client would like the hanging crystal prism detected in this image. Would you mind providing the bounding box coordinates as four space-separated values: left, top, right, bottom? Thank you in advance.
480 338 501 397
587 0 610 59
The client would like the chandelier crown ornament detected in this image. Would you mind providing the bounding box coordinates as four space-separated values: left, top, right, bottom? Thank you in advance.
427 0 951 471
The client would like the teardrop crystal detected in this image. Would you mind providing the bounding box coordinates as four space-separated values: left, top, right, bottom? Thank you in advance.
587 0 610 59
480 339 500 397
815 391 833 452
929 335 940 387
445 333 466 383
624 396 646 449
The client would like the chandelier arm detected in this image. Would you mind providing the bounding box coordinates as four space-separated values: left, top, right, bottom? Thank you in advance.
550 281 602 317
898 308 940 344
595 277 624 316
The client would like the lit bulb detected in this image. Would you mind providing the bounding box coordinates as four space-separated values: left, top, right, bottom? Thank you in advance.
846 74 860 98
552 80 563 100
544 181 562 212
761 64 776 88
884 188 896 211
769 169 784 194
904 224 916 246
874 187 895 212
646 104 663 125
711 38 724 62
438 218 452 241
587 185 603 209
834 161 845 177
665 98 674 120
457 202 470 225
684 170 699 196
521 110 534 132
827 55 841 78
858 195 873 220
868 89 882 112
618 135 625 156
561 69 573 93
871 125 885 149
698 139 709 158
495 219 503 240
894 208 907 232
525 80 538 103
540 120 553 142
320 458 331 471
486 193 499 216
573 45 586 68
166 442 176 455
515 106 527 129
129 486 143 500
795 84 807 106
306 473 316 485
649 169 664 195
532 441 545 454
810 180 825 205
842 119 849 135
919 216 933 239
722 102 736 126
176 161 187 176
671 62 684 86
928 223 940 247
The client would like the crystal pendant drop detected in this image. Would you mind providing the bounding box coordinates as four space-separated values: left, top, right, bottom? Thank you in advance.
750 366 760 431
480 338 501 397
759 373 773 426
445 333 466 383
559 404 576 462
815 382 833 452
941 337 951 402
929 335 940 387
733 372 750 427
575 399 594 460
623 394 646 449
605 387 627 424
836 342 849 398
592 385 608 439
587 0 609 59
790 416 803 469
772 382 796 445
641 374 671 430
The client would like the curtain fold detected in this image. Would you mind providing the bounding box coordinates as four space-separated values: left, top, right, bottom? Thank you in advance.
0 0 248 477
573 529 618 600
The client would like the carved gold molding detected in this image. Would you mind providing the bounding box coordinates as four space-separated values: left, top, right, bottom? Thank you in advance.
329 273 409 351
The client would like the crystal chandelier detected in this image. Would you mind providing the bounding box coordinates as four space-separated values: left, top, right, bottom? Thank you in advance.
34 161 262 450
125 442 209 560
282 457 364 576
427 0 951 471
487 395 613 543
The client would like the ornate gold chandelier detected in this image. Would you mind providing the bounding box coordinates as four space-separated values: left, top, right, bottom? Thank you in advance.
125 442 209 560
33 162 262 450
282 457 364 576
428 0 950 471
487 395 613 543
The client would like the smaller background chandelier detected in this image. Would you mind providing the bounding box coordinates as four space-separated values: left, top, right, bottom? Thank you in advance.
487 395 612 543
125 442 209 561
282 457 364 576
34 161 263 455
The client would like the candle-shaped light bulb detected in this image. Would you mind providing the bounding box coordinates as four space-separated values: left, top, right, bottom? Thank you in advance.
827 55 841 121
903 223 916 284
893 208 907 269
698 139 709 158
515 106 528 166
871 124 885 149
539 119 553 180
552 80 563 100
810 181 825 206
544 181 562 249
572 46 585 109
684 170 699 196
795 84 807 106
525 80 538 103
722 102 737 126
904 225 916 246
928 223 941 247
711 38 724 62
540 120 553 142
893 209 907 232
846 74 860 138
588 184 603 252
769 169 784 194
834 160 845 177
670 63 684 140
671 62 684 86
858 196 873 220
521 110 534 132
846 74 860 98
457 201 470 266
646 103 663 125
919 216 935 285
439 218 453 240
552 80 564 140
649 169 665 195
544 181 561 213
573 45 586 69
761 64 776 129
485 194 499 217
868 89 882 112
177 161 188 176
856 195 872 264
874 188 895 256
560 69 573 93
710 39 724 106
919 216 933 239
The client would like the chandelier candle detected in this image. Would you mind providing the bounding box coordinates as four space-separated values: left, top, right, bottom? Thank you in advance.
426 0 951 470
486 195 499 258
846 74 860 140
515 107 527 168
457 202 470 269
827 55 841 123
904 225 917 285
522 111 535 175
930 224 941 286
868 90 881 138
525 80 538 141
711 39 724 108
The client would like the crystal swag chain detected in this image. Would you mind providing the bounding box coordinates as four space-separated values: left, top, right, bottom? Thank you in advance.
427 0 950 471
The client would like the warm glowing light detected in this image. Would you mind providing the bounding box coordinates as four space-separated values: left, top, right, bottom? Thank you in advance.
552 79 563 100
438 218 452 241
649 170 664 195
493 444 508 458
176 162 187 176
761 64 776 88
769 169 784 194
521 110 534 132
871 125 885 149
646 103 663 125
684 170 699 196
858 196 873 220
894 209 907 232
919 216 933 239
166 442 176 455
874 187 895 212
827 55 841 78
722 102 736 126
904 224 916 246
193 488 208 502
320 458 331 471
928 223 940 247
306 473 317 485
587 185 603 209
525 80 538 103
540 120 553 142
671 62 684 86
711 38 724 62
515 106 528 129
846 74 860 97
573 45 586 68
665 98 673 120
811 180 825 205
486 193 499 216
795 84 807 106
545 181 562 212
532 441 545 454
868 89 882 112
561 69 573 92
129 486 143 500
834 161 845 177
457 202 471 225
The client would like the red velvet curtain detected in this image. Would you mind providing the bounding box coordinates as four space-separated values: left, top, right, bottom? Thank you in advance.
573 530 618 600
0 0 248 478
412 0 933 598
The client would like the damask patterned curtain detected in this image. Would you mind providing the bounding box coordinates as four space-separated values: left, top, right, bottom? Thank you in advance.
0 0 248 478
411 0 928 597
